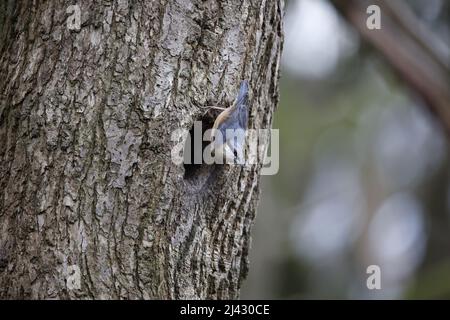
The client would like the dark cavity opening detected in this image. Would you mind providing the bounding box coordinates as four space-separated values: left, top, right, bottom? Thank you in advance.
183 111 216 181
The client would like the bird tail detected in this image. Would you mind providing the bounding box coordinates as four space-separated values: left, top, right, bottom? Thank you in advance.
235 80 249 108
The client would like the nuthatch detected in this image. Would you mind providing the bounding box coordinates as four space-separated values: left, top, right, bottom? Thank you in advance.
207 80 249 164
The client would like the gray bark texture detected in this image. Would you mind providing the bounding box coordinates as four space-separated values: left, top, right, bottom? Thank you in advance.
0 0 283 299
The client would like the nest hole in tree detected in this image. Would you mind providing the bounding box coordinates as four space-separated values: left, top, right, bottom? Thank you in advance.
183 110 219 183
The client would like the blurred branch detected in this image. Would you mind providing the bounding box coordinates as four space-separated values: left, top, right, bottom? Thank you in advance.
380 0 449 72
331 0 450 133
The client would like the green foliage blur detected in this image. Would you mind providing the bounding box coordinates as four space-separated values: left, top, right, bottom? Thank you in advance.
242 0 450 299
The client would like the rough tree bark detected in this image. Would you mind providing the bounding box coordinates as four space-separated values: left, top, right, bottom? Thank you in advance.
0 0 283 299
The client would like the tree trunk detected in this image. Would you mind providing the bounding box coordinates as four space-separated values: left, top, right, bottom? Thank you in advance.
0 0 283 299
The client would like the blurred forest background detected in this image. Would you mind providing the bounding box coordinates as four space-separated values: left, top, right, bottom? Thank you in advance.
242 0 450 299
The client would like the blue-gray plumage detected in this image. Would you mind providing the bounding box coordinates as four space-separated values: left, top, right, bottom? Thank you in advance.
212 80 249 163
